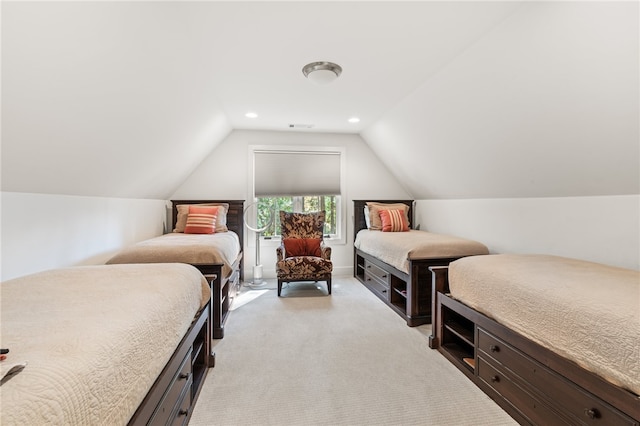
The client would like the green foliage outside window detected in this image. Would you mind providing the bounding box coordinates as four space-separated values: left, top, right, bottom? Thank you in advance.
257 196 337 238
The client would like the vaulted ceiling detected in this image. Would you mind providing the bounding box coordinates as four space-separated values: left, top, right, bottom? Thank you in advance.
2 1 638 200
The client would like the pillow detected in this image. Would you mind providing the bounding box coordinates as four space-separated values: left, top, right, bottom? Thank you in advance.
184 205 218 234
174 203 229 233
283 238 322 257
380 209 409 232
366 202 410 230
364 206 371 229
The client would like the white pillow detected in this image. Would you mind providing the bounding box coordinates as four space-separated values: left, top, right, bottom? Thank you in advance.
364 206 371 229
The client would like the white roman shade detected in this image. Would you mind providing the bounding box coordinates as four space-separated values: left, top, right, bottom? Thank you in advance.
254 150 341 197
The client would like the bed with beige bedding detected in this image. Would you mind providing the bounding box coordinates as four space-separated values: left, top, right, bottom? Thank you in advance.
107 231 241 279
355 229 489 274
106 200 245 339
431 254 640 424
353 200 489 326
0 263 212 426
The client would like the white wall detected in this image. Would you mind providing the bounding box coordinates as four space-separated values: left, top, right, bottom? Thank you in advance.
363 2 639 200
171 129 411 278
416 195 639 270
1 192 167 281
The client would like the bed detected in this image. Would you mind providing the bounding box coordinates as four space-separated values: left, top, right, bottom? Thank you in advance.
353 200 489 326
430 254 640 425
106 199 244 339
0 263 212 426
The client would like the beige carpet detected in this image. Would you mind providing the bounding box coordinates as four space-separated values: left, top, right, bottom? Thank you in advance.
189 277 517 426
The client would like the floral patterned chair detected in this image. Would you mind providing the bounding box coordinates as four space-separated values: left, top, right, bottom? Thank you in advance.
276 211 333 296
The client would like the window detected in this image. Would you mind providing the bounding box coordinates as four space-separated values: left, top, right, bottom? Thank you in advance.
250 146 345 242
257 195 338 238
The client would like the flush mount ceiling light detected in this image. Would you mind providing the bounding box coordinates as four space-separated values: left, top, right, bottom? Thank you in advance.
245 112 258 118
348 117 360 123
302 61 342 85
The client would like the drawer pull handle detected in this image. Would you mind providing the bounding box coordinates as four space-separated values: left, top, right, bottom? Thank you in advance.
584 408 599 419
381 274 388 278
178 409 189 417
382 289 387 293
179 373 190 380
367 265 371 268
489 345 500 353
490 375 500 383
366 278 371 281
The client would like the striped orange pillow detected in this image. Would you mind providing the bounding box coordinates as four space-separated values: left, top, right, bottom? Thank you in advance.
380 209 409 232
184 206 218 234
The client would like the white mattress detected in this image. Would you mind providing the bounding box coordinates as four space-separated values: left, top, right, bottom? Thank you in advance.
355 229 489 273
0 263 210 425
106 231 241 278
448 254 640 396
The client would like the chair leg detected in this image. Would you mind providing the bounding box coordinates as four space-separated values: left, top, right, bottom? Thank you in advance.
327 278 331 295
278 280 282 297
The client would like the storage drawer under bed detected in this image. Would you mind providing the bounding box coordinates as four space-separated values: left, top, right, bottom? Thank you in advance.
149 348 193 426
477 357 569 425
363 259 389 299
364 271 389 297
478 329 637 426
364 260 390 283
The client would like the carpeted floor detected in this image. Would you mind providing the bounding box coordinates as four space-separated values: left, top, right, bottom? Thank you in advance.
188 276 517 426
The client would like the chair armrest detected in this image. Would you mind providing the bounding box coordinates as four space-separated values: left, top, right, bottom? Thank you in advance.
276 244 285 261
320 243 331 260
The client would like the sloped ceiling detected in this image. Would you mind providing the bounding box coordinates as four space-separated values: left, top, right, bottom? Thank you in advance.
2 1 520 199
2 2 638 201
2 2 233 199
363 1 639 199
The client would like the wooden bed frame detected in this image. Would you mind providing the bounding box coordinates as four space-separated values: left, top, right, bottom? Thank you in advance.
429 266 640 425
129 301 211 425
353 200 464 326
171 200 245 340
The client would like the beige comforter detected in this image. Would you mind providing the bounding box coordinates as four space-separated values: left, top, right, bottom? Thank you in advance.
354 229 489 273
0 263 210 425
106 231 241 278
448 254 640 396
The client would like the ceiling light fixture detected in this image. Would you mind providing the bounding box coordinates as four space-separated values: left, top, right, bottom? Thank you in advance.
348 117 360 123
245 112 258 118
302 61 342 85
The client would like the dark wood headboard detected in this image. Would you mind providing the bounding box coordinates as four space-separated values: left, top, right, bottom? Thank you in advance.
171 200 245 251
353 200 415 240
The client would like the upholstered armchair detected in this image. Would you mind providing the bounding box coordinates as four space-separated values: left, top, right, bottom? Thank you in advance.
275 211 333 296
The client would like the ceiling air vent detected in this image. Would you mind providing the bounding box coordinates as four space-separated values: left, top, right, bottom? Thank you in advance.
289 124 314 129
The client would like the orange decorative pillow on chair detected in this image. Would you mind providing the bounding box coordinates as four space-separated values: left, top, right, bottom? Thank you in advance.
184 205 218 234
283 238 322 257
380 209 409 232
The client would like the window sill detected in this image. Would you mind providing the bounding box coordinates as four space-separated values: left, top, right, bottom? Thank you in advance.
257 236 346 246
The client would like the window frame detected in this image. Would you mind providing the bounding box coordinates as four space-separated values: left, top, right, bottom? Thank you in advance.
256 195 340 239
248 145 346 246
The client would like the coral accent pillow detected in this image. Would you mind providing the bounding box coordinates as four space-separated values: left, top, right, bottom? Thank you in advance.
184 206 218 234
283 238 322 257
380 209 409 232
